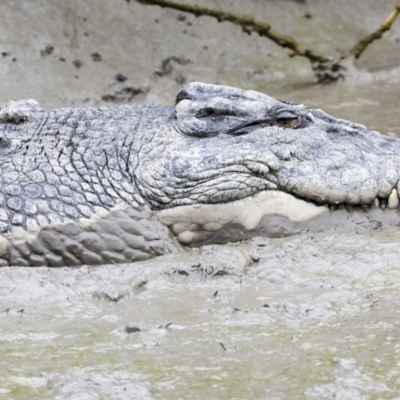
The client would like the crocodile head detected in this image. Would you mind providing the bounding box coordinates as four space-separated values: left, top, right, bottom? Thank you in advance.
134 82 400 244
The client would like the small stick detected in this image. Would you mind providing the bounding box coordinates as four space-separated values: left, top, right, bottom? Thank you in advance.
345 1 400 60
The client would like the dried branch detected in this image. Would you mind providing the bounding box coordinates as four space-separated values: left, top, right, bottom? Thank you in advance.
135 0 331 63
345 1 400 60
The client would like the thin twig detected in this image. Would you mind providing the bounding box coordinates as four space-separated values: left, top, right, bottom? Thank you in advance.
135 0 331 63
345 1 400 60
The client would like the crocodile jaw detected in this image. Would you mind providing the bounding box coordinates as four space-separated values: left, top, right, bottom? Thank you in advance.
156 191 400 246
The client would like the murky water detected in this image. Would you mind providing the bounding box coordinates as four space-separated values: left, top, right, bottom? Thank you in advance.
2 69 400 400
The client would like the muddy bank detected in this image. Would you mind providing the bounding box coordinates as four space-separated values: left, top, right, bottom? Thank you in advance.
1 0 400 110
1 229 400 398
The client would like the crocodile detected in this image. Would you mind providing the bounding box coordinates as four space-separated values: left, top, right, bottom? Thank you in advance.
1 82 400 267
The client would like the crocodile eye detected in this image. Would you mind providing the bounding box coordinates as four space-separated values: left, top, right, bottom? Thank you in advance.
276 117 298 128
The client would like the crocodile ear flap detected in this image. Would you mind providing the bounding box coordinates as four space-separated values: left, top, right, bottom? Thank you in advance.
0 100 44 124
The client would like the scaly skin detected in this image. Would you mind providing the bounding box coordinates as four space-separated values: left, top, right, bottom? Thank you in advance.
0 82 399 266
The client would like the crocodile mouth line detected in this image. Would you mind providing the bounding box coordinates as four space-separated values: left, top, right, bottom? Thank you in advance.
178 162 400 212
156 188 400 248
281 188 400 211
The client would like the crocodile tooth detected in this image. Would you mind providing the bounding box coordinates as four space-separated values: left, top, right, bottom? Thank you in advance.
388 188 399 209
345 204 354 212
371 198 380 208
329 204 337 211
379 198 387 209
338 204 345 210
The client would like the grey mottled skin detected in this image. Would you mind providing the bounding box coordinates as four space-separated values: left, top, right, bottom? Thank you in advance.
1 82 400 266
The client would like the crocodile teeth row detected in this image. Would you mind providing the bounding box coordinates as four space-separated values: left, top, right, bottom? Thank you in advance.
323 188 400 211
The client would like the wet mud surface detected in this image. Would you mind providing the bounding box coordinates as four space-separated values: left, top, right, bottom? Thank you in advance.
2 227 400 399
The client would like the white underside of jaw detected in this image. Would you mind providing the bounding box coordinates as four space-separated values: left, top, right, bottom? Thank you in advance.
156 190 400 246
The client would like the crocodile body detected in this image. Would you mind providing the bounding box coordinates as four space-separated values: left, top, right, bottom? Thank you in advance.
1 82 400 266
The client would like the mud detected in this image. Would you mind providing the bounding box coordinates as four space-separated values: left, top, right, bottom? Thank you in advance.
1 0 400 110
2 229 400 399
